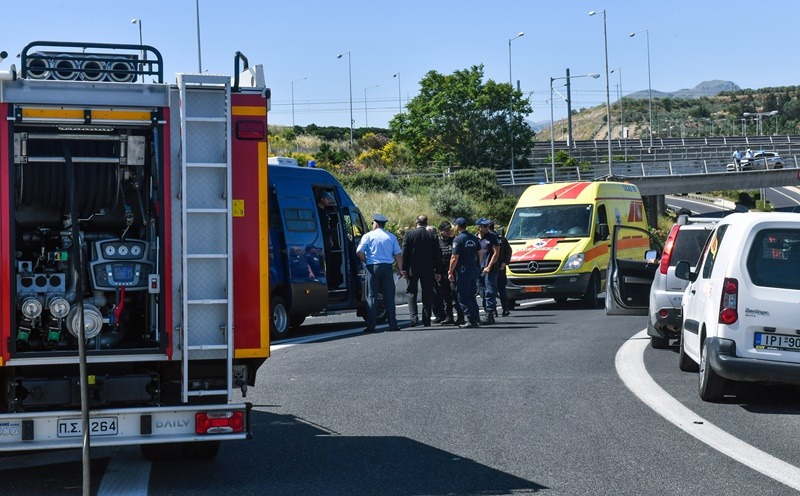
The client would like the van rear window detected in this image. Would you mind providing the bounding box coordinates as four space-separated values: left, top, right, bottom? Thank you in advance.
747 229 800 290
284 208 317 232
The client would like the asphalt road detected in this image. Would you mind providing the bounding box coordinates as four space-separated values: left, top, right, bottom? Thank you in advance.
5 301 800 495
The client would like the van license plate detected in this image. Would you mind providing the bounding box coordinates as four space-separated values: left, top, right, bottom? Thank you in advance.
754 332 800 352
523 286 543 293
57 417 119 437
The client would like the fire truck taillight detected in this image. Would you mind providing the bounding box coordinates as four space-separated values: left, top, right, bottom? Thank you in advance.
236 121 265 140
195 411 244 435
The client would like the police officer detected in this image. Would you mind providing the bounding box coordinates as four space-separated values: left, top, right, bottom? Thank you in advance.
448 217 483 328
476 218 500 325
493 223 513 316
433 221 463 325
402 215 441 327
357 214 403 333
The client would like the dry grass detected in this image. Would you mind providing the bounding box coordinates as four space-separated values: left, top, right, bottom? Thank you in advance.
350 190 437 234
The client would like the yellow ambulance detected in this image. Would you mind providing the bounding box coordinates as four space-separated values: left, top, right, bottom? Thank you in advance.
504 181 648 308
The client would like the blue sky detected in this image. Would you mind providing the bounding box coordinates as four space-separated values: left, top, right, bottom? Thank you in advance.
2 1 795 129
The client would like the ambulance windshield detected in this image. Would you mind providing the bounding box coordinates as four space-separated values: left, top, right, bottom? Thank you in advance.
506 204 593 240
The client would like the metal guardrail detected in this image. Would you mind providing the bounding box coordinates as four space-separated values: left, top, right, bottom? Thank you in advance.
495 155 800 186
530 135 800 168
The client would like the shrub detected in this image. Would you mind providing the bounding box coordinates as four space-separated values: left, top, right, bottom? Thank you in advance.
430 183 475 221
338 169 396 193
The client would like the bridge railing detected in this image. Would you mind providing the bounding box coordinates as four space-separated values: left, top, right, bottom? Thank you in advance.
496 154 800 185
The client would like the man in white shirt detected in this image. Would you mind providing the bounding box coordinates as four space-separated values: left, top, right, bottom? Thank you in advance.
357 214 404 332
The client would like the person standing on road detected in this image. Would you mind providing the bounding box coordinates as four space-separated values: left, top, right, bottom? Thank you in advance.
476 218 500 325
432 221 463 325
493 222 513 316
402 215 441 327
448 217 483 329
357 214 404 333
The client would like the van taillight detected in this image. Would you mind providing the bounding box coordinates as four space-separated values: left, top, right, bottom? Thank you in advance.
659 225 680 275
195 411 244 434
718 277 738 325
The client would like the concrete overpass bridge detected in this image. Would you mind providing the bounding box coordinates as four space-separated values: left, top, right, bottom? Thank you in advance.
497 159 800 227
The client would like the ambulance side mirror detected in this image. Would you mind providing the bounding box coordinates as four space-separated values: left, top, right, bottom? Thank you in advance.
596 223 609 241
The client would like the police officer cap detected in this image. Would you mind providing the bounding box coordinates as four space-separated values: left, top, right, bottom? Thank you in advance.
319 191 334 202
439 221 452 231
453 217 467 228
476 217 490 226
373 213 389 223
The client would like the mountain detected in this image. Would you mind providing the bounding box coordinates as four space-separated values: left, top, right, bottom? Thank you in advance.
626 80 741 100
526 119 551 132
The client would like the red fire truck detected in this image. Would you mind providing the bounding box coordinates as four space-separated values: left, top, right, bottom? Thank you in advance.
0 41 270 459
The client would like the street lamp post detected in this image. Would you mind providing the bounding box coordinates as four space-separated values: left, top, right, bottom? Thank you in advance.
550 73 600 182
610 67 622 133
337 52 354 147
629 29 653 149
508 31 524 182
744 110 779 136
611 67 627 160
364 84 379 128
589 10 613 176
130 18 143 83
393 73 402 114
291 77 307 128
195 0 202 72
773 110 779 135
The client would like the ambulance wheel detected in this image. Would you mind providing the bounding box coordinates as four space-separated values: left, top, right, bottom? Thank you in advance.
270 296 289 339
183 440 221 460
581 272 601 309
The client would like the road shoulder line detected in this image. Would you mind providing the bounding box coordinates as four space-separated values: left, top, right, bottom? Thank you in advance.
615 330 800 491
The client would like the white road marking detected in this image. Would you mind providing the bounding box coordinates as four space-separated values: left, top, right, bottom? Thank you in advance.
616 329 800 491
96 447 151 496
768 187 800 204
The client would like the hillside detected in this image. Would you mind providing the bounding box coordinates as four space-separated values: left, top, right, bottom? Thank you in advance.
536 81 800 142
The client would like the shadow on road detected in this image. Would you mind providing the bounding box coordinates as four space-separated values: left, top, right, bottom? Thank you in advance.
151 410 548 495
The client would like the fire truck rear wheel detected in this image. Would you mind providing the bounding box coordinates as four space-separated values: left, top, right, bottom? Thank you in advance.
182 440 221 460
270 296 289 339
141 442 183 461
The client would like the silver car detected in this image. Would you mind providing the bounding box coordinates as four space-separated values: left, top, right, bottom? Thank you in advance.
605 214 717 349
646 216 717 348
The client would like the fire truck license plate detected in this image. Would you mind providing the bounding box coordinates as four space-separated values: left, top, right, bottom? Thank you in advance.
57 417 119 437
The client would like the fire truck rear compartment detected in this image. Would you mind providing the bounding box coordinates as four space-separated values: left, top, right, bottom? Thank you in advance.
11 122 163 356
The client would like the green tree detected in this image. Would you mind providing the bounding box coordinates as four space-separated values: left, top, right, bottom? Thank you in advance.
389 65 535 170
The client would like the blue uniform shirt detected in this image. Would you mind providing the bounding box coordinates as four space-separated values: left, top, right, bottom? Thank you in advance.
479 231 500 269
452 231 480 270
357 228 401 265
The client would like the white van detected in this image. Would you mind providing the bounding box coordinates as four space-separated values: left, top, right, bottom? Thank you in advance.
608 212 800 401
674 212 800 401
